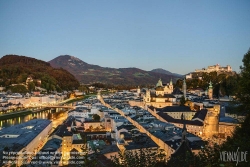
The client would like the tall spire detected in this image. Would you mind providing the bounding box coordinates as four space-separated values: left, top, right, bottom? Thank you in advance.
182 114 187 142
182 78 187 100
170 78 173 85
137 86 140 96
209 80 213 88
208 81 213 99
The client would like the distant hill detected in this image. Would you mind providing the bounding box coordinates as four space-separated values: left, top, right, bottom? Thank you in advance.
151 68 183 78
49 55 179 86
0 55 79 91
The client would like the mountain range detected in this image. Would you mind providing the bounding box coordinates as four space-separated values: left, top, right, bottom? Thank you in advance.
49 55 183 86
150 68 183 78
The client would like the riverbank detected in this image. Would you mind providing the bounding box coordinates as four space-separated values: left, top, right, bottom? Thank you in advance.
0 96 77 120
0 110 32 120
0 94 97 121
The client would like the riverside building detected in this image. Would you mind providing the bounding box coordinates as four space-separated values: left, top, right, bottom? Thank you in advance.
0 119 52 166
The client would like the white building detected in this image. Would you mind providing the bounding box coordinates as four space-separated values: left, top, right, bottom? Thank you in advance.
0 119 52 166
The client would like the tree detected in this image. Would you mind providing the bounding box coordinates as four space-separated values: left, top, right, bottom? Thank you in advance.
225 75 238 96
111 148 166 167
180 96 186 106
80 137 99 167
92 114 100 121
17 73 28 83
192 50 250 167
78 85 89 93
9 85 28 93
47 113 52 120
28 81 35 92
166 150 194 167
237 49 250 112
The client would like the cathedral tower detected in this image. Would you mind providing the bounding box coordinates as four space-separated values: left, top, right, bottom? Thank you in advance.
182 78 187 100
169 78 173 92
137 86 140 96
208 81 213 99
144 90 151 103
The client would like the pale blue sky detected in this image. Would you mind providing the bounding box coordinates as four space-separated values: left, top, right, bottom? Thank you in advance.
0 0 249 74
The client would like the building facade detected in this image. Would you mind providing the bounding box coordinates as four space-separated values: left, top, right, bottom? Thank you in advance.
143 79 175 108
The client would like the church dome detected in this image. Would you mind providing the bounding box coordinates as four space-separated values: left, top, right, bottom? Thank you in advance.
156 78 163 87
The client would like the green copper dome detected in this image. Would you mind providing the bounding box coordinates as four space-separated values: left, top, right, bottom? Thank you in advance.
209 81 213 88
156 78 163 87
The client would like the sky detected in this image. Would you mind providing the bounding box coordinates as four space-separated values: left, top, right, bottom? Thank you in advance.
0 0 250 74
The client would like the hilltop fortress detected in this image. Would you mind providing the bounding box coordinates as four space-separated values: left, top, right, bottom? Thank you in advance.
195 64 232 73
186 64 236 79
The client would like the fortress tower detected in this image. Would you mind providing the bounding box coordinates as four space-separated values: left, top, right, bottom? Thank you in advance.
203 105 220 138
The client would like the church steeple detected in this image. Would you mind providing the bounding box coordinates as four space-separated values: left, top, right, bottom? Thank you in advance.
137 86 140 96
169 78 174 93
144 89 151 103
171 113 192 159
209 80 213 88
208 81 213 99
181 113 187 142
182 78 187 100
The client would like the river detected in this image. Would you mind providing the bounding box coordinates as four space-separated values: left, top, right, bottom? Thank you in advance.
0 108 66 128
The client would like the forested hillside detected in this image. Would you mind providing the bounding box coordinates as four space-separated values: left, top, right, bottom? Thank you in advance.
175 72 239 97
0 55 79 92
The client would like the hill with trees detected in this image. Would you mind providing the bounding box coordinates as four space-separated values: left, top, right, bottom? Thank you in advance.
0 55 79 92
175 72 239 97
151 68 183 78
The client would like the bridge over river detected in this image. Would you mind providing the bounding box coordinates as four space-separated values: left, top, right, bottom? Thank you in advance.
41 105 75 109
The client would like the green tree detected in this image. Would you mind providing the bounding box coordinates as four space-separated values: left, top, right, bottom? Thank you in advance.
47 113 52 120
9 85 28 93
17 73 28 83
166 150 194 167
28 81 35 92
78 85 89 93
193 49 250 167
237 49 250 112
92 114 100 121
80 137 98 167
111 148 166 167
180 96 186 106
225 75 238 96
